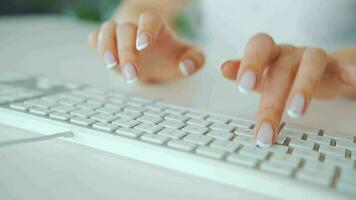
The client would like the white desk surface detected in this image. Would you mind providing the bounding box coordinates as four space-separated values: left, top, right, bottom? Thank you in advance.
0 15 355 200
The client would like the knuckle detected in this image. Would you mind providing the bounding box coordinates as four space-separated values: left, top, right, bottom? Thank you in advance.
118 45 135 54
251 32 275 45
305 47 327 59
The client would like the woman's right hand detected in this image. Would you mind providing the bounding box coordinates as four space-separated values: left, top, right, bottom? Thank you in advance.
88 11 205 83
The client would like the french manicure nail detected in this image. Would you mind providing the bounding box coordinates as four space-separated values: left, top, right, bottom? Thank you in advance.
103 51 117 69
257 122 273 148
287 94 305 118
179 59 195 77
136 32 149 51
238 70 256 94
122 63 138 83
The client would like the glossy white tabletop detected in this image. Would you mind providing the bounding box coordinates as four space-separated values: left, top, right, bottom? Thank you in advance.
0 15 355 200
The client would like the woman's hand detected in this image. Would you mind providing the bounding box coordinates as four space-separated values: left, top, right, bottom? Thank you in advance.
221 33 356 147
88 11 204 83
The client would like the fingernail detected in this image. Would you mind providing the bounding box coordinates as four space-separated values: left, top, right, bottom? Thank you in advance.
179 59 195 77
257 122 273 148
287 93 305 118
103 51 117 69
122 63 138 83
136 32 149 51
238 70 256 94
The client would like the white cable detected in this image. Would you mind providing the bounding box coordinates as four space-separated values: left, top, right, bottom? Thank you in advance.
0 131 74 148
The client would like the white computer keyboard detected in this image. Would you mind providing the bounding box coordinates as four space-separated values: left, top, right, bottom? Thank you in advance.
0 72 355 200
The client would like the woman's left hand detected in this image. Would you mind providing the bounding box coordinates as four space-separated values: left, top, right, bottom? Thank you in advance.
221 33 356 147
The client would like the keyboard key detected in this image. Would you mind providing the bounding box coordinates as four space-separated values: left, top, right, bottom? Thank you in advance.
182 124 209 135
51 105 77 113
233 135 256 146
185 111 208 119
49 112 72 121
144 109 166 117
206 130 234 140
269 153 301 168
77 102 102 110
186 118 211 127
183 134 213 146
288 138 315 150
135 123 163 133
137 115 163 124
235 128 254 137
306 135 331 145
164 107 186 115
10 103 33 111
116 127 143 138
335 139 356 151
292 147 320 160
303 160 336 176
279 130 304 139
90 113 117 123
71 109 97 118
275 135 288 145
239 146 269 160
92 122 118 132
112 118 140 128
323 154 354 169
336 181 356 196
124 105 144 113
167 140 196 151
269 145 289 154
165 113 190 122
70 117 96 126
229 119 253 129
196 146 226 159
96 106 122 115
210 139 240 152
260 161 294 176
159 119 185 129
29 107 52 115
227 154 258 168
323 132 354 142
140 133 169 145
209 123 234 132
24 99 57 108
283 125 320 136
296 170 333 186
318 144 346 157
157 128 187 139
206 115 230 124
116 110 141 119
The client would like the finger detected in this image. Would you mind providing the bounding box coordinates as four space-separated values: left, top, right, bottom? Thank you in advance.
338 64 356 86
136 11 163 51
255 51 300 147
221 60 241 80
88 30 99 48
287 48 328 118
237 33 279 94
98 21 119 69
117 22 139 83
178 46 205 77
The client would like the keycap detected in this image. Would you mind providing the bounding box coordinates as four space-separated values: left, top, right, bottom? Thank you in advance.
49 112 72 121
182 124 209 135
116 127 143 138
235 128 254 137
29 107 52 115
280 130 304 139
10 103 33 111
140 133 169 145
78 102 102 110
335 139 356 151
209 123 234 132
137 115 163 124
92 122 118 132
145 104 166 111
296 170 333 186
336 181 356 196
70 117 96 126
288 138 315 150
24 99 57 108
183 134 213 146
144 109 166 117
90 113 117 123
159 119 185 129
318 144 346 157
323 154 354 169
323 132 354 142
115 110 141 119
112 118 140 128
185 111 208 119
96 106 122 115
165 113 190 122
292 147 320 160
71 109 97 118
275 135 288 145
167 140 197 151
186 118 211 127
157 128 187 139
196 146 226 159
269 153 301 168
283 125 320 136
58 99 82 106
227 154 258 167
206 115 230 124
165 108 186 115
352 150 356 160
229 119 253 129
306 135 331 145
124 105 144 113
269 145 289 154
260 161 294 176
51 105 77 113
233 135 256 146
303 160 336 176
210 139 240 152
135 123 163 133
239 146 269 160
206 130 234 140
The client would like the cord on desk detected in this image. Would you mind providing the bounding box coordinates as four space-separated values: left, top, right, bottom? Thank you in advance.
0 131 74 148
